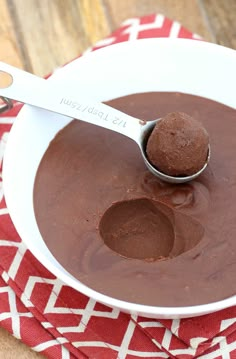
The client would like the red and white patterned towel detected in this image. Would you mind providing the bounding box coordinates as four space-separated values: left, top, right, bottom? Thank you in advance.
1 13 236 359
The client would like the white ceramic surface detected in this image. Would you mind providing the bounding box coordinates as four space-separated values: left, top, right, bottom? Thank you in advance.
3 39 236 318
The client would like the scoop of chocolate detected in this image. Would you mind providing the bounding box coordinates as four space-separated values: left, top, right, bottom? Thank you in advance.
146 112 209 176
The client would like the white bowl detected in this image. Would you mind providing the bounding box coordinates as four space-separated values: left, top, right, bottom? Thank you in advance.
3 39 236 318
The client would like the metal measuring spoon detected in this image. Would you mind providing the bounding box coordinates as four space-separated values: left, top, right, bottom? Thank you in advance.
0 62 210 184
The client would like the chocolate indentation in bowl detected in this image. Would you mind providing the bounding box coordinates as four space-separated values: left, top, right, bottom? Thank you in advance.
99 198 204 261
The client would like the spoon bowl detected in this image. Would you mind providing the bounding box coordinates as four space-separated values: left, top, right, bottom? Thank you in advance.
139 119 210 183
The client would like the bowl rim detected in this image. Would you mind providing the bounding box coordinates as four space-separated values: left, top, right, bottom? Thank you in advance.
3 38 236 318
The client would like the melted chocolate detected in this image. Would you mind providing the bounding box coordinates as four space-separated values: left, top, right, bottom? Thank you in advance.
34 92 236 307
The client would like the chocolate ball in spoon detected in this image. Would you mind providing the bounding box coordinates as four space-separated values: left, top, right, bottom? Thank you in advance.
146 112 209 177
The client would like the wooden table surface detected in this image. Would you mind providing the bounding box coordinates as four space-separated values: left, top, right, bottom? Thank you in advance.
0 0 235 358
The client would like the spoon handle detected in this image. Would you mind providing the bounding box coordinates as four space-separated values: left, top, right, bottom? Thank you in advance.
0 61 142 143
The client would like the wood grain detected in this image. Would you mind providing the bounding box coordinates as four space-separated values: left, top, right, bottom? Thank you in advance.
199 0 236 49
0 327 44 358
0 0 23 67
7 0 111 76
104 0 213 41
